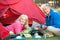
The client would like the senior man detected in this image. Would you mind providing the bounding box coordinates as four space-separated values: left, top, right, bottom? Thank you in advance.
40 4 60 36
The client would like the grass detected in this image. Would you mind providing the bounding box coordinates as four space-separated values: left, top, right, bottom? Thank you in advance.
26 36 60 40
9 36 60 40
6 36 60 40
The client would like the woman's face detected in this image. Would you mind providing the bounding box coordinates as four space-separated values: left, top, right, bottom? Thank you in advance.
20 17 27 25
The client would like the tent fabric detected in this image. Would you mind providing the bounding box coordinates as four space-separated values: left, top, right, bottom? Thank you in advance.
0 0 20 5
0 5 8 17
0 9 20 24
0 23 9 39
0 0 45 24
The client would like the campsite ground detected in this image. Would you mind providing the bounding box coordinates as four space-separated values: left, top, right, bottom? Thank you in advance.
9 36 60 40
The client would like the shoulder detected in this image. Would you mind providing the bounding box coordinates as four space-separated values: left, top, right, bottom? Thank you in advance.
9 21 23 26
15 21 20 23
50 9 60 16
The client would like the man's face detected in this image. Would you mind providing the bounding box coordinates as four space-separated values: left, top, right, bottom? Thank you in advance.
42 6 50 15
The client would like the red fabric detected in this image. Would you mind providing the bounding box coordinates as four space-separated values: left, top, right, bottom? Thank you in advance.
0 5 7 17
28 19 33 24
0 9 19 24
0 23 9 39
0 0 45 24
0 0 20 5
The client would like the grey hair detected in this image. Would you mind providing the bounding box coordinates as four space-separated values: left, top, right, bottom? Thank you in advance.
41 3 50 8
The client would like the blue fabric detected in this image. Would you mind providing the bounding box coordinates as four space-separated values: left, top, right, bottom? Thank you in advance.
46 9 60 28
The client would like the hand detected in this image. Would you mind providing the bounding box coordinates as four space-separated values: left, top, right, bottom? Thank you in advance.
9 31 14 35
25 25 29 29
40 25 47 33
42 25 47 30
